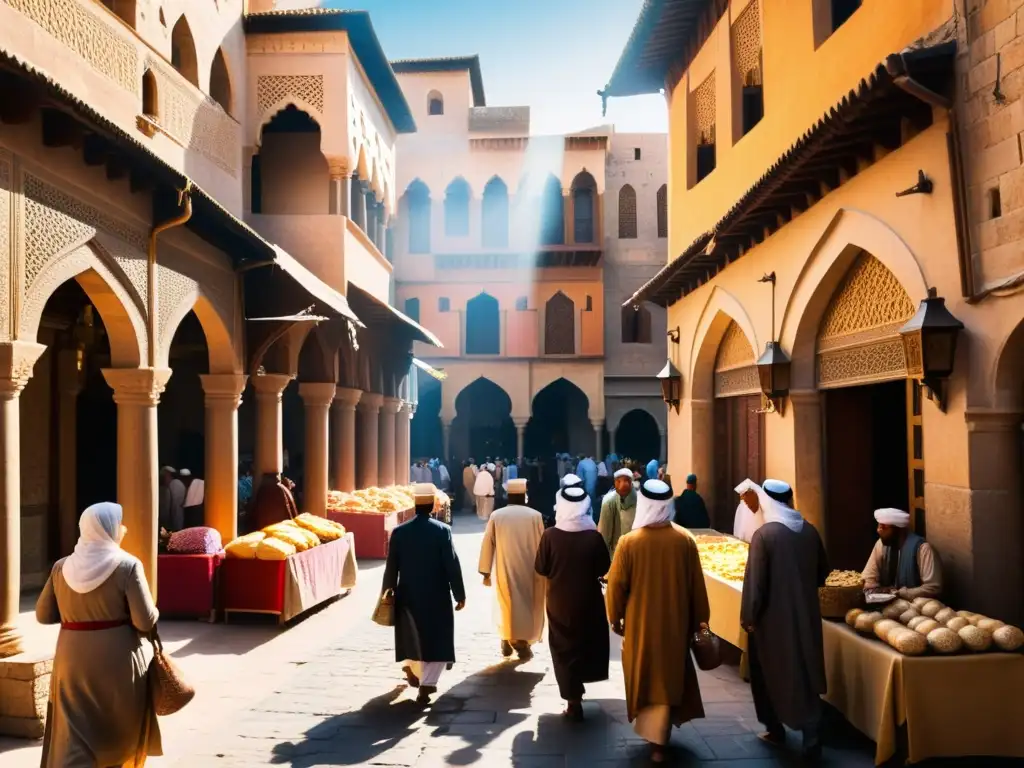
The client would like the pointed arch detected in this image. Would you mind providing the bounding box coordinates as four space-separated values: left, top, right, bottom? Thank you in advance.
656 183 668 238
170 15 199 87
444 177 471 237
403 179 431 254
465 292 500 354
688 286 760 401
571 171 597 244
482 176 509 248
142 69 159 118
257 105 328 215
427 90 444 116
160 291 239 375
210 47 232 115
618 184 637 239
540 174 564 246
544 291 575 355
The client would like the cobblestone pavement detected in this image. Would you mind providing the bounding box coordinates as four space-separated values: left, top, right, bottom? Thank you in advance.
168 513 884 768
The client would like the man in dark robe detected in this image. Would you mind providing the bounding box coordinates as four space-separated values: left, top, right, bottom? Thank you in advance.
248 472 298 532
534 485 610 721
740 479 829 760
673 474 710 529
382 483 466 704
861 508 942 600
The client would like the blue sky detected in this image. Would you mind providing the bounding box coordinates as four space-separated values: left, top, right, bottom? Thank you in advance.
326 0 668 135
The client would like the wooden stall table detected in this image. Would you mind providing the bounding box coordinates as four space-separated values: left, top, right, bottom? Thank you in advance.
690 529 749 677
156 552 224 622
221 535 353 624
328 510 405 559
822 620 1024 764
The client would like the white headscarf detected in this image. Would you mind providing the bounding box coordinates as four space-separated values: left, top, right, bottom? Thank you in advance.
62 502 132 594
874 508 910 527
554 486 596 532
761 479 805 533
184 477 205 508
560 473 583 489
632 479 675 530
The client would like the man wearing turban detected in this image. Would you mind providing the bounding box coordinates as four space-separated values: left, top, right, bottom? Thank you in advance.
862 508 943 600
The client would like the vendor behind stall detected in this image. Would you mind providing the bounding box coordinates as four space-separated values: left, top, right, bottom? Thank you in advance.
861 508 943 600
248 472 299 532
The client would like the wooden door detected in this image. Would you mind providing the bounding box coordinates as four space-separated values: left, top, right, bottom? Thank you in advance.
713 395 765 532
824 387 875 569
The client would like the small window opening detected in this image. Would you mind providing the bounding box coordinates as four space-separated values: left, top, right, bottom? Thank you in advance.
633 147 642 160
439 297 450 312
990 187 1002 219
515 296 528 311
696 130 716 183
741 69 764 136
142 69 158 118
831 0 861 33
427 90 444 116
585 295 593 312
404 297 420 323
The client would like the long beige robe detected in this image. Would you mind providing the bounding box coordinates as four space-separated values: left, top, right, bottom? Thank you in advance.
36 557 162 767
606 523 710 725
478 504 546 643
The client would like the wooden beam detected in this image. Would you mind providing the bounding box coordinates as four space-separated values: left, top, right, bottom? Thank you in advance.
105 155 128 180
40 108 82 149
82 134 109 166
0 78 37 124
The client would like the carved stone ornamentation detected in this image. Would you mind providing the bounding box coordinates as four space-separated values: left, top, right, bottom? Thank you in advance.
733 0 762 85
818 339 908 388
156 262 198 345
257 75 325 120
693 72 716 143
715 365 761 398
715 320 756 372
0 149 11 341
0 340 46 397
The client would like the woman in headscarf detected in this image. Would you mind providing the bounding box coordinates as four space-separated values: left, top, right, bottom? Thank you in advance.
606 479 711 763
535 485 610 721
36 502 161 767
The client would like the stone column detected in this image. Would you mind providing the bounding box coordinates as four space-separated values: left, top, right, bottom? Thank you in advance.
57 348 84 557
659 428 668 464
609 431 617 457
0 342 45 659
200 374 247 544
689 398 715 511
514 417 529 463
379 397 401 487
790 390 825 534
299 383 336 517
251 373 294 479
442 419 452 466
351 178 367 230
376 208 388 252
358 393 383 489
395 401 412 485
327 157 350 217
102 367 172 600
332 387 362 492
591 419 604 459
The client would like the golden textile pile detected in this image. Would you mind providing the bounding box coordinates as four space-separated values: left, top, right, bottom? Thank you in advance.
693 534 749 583
225 514 347 561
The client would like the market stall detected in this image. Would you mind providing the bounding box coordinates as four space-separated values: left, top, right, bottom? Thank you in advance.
326 485 450 559
156 552 223 622
221 514 356 624
692 530 748 671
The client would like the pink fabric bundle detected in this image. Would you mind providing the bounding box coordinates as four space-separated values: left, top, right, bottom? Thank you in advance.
167 527 223 555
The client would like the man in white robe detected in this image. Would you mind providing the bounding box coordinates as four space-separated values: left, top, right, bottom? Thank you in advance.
474 463 496 520
733 478 769 543
478 478 546 660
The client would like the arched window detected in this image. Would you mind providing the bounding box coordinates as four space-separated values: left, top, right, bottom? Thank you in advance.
466 293 500 355
545 292 575 355
142 69 158 118
618 184 637 239
258 105 328 215
571 171 597 244
404 297 420 323
210 48 232 115
427 90 444 116
170 16 199 88
404 180 431 254
444 178 471 237
621 304 652 344
481 176 509 249
656 184 668 238
540 175 564 246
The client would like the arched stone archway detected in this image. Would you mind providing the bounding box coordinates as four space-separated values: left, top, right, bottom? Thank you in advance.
452 377 516 464
526 377 591 459
614 409 661 465
159 291 238 375
254 105 329 215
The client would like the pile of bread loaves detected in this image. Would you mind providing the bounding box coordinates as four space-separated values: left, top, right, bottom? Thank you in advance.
225 514 347 561
846 597 1024 656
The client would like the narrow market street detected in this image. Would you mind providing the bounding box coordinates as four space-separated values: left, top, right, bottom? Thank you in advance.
160 513 877 768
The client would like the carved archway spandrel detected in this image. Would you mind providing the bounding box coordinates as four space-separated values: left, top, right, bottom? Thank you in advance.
714 320 756 372
817 252 916 346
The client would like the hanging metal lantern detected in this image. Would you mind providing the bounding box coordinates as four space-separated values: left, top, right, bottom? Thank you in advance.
656 359 682 413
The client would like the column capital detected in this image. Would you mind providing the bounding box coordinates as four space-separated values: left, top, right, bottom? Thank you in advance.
335 386 363 409
396 400 414 419
299 381 338 407
590 418 606 430
513 417 530 428
326 155 350 180
382 396 403 414
102 367 172 406
359 391 384 412
251 372 294 401
200 373 248 408
0 341 45 397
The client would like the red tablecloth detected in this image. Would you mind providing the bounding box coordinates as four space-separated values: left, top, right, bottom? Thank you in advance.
221 536 351 623
156 552 224 621
328 509 409 559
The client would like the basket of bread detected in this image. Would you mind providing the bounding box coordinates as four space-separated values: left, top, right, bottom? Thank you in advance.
819 570 865 619
845 597 1024 656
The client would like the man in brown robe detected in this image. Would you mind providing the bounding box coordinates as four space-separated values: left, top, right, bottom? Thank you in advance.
740 479 829 760
534 485 610 720
606 479 710 763
248 472 298 532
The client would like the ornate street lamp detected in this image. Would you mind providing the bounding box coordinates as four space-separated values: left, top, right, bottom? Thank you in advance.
899 288 964 412
755 272 791 414
657 359 683 413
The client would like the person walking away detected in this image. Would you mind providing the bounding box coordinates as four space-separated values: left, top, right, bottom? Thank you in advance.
645 458 659 480
740 479 829 760
674 474 710 529
478 478 545 660
733 478 768 543
861 508 943 600
606 479 711 763
576 455 598 510
382 483 466 704
474 463 496 521
438 461 451 493
596 458 611 498
535 485 610 721
181 470 205 529
461 460 476 513
249 472 299 532
598 468 637 559
158 466 177 532
36 502 161 767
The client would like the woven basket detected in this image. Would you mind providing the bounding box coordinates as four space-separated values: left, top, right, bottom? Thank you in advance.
819 584 864 619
